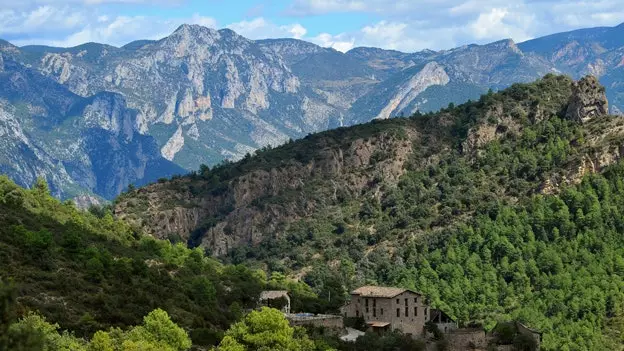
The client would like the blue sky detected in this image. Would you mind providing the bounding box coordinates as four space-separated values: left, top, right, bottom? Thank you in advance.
0 0 623 52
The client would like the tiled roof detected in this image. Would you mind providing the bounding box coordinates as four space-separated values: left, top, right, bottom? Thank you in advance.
260 290 289 300
351 286 421 298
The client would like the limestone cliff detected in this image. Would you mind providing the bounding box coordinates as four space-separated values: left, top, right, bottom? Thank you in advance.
115 126 416 255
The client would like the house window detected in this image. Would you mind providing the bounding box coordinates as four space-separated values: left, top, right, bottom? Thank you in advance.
356 310 359 317
381 308 384 315
405 298 408 306
405 307 408 317
365 298 369 313
396 308 400 317
373 308 376 317
414 297 418 303
414 307 418 316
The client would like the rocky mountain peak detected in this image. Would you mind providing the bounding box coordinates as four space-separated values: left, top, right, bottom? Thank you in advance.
487 39 522 54
257 38 326 61
0 40 20 58
172 23 216 36
160 24 253 58
566 75 609 123
165 24 221 49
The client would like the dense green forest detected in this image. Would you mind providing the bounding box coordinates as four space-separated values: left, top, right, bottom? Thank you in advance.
199 75 624 350
0 175 334 348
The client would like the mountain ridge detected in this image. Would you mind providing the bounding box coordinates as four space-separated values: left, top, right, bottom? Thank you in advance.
114 74 624 349
3 22 624 200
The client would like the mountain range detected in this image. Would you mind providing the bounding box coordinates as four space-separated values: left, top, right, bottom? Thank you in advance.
2 22 624 201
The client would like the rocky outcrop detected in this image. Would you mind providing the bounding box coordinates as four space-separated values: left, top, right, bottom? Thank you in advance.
40 53 90 96
83 93 134 140
161 126 185 161
115 128 417 255
566 76 609 123
72 194 103 209
462 103 518 156
0 61 184 199
375 62 450 119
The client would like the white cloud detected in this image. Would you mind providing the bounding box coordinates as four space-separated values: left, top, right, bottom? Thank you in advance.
287 0 367 15
287 0 624 52
0 6 86 35
468 8 534 42
188 14 218 29
227 17 307 40
9 11 218 47
311 32 355 52
288 23 307 39
1 0 624 53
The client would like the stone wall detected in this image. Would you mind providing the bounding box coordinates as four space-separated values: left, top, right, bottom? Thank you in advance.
287 314 344 329
446 329 488 350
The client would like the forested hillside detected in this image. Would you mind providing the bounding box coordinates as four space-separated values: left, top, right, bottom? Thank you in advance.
0 175 331 348
117 74 624 350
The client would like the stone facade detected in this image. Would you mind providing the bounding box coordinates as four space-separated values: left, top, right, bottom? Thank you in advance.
446 329 488 350
286 313 344 329
342 286 456 337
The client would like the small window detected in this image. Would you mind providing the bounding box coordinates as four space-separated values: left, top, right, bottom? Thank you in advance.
373 299 376 307
405 307 408 317
356 310 359 317
396 299 399 304
366 307 369 313
365 299 369 306
414 297 418 303
396 308 400 317
405 298 408 306
414 307 418 316
381 308 384 315
373 308 377 317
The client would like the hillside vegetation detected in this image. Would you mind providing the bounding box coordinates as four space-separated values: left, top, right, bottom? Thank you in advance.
0 175 334 348
117 74 624 350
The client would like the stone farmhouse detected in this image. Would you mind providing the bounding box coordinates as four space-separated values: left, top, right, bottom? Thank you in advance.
341 286 457 337
259 290 291 314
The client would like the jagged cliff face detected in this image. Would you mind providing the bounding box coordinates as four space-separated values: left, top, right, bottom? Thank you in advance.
0 55 183 200
115 127 416 255
4 23 624 200
27 26 307 169
116 75 622 256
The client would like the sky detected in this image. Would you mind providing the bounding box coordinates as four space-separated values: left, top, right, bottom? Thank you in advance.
0 0 623 52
